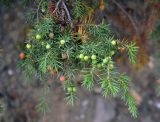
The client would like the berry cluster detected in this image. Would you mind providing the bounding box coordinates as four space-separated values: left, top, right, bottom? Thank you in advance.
78 40 116 69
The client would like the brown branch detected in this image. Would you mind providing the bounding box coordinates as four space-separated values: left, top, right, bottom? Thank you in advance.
52 0 62 14
112 0 140 38
37 0 42 22
62 0 74 28
52 0 74 28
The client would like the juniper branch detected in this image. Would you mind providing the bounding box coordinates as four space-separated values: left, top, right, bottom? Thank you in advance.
62 0 74 28
37 0 42 22
52 0 62 14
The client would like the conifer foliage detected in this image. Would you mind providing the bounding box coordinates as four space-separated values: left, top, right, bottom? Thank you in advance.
18 0 138 118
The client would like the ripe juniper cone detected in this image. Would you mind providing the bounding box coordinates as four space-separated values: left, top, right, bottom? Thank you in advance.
60 76 66 82
19 52 26 60
19 0 138 118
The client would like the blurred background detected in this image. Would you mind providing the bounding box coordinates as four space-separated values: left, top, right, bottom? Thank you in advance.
0 0 160 122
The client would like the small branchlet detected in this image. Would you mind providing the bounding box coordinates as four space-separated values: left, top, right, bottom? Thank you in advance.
18 0 139 118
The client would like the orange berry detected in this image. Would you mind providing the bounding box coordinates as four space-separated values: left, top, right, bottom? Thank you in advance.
19 53 26 60
60 76 66 82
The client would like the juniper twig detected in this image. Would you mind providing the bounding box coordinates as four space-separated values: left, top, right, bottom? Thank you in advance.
62 0 74 28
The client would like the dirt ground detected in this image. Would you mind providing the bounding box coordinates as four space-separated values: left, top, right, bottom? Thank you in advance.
0 2 160 122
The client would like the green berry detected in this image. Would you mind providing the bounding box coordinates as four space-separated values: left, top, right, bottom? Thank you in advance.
92 60 97 64
79 54 84 59
110 64 114 69
36 34 42 40
67 87 72 92
41 41 45 45
102 63 105 67
26 44 31 49
91 55 97 60
72 87 77 92
111 40 116 45
76 55 79 58
111 51 115 55
60 39 65 45
105 56 111 61
103 57 111 64
103 58 108 64
41 8 46 13
97 63 102 68
84 56 89 61
46 44 51 49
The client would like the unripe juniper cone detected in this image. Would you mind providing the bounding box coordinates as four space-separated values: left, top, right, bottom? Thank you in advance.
79 54 84 59
26 44 31 49
36 34 42 40
111 40 116 45
84 56 89 61
60 39 65 45
46 44 51 49
91 55 97 60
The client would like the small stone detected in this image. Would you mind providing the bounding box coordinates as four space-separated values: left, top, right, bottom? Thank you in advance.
142 116 154 122
80 114 85 119
155 101 160 109
148 56 154 69
82 100 89 108
94 87 102 94
93 97 116 122
8 69 14 76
